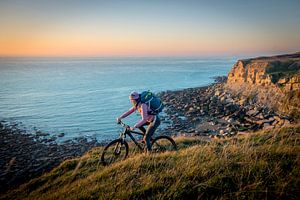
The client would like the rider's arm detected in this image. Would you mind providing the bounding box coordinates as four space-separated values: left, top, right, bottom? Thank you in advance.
119 107 136 119
133 104 148 128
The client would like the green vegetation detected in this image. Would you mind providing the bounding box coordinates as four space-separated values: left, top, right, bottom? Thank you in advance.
280 90 300 119
266 61 300 83
2 126 300 200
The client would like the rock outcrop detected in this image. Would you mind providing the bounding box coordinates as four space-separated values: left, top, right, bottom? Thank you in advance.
226 52 300 117
227 52 300 91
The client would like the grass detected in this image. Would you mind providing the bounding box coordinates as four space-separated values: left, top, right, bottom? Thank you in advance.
1 125 300 200
279 90 300 119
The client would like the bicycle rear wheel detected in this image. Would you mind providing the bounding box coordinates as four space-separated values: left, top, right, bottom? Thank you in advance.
151 136 177 153
100 139 129 166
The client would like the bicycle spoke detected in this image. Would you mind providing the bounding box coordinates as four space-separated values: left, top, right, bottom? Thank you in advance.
152 143 166 152
151 136 177 153
101 139 129 165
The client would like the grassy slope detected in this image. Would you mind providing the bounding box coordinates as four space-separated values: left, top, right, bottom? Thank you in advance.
2 125 300 200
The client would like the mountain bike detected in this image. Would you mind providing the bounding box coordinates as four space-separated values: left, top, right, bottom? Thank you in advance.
100 120 177 166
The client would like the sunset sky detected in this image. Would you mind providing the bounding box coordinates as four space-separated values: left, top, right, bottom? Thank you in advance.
0 0 300 57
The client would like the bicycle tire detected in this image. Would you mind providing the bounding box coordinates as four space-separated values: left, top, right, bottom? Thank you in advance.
100 139 129 166
151 135 177 153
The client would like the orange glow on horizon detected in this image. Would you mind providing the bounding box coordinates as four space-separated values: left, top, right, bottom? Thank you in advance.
1 34 290 57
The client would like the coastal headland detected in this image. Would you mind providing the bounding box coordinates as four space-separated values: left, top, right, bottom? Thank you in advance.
1 52 300 198
159 52 300 138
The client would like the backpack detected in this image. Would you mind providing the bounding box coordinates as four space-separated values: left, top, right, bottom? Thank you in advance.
140 91 164 115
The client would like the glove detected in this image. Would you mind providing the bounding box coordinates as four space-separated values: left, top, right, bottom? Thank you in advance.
116 117 121 124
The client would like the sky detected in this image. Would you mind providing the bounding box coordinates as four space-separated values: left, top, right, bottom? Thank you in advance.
0 0 300 57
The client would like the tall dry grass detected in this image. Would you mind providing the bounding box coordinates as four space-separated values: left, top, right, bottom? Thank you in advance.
2 125 299 200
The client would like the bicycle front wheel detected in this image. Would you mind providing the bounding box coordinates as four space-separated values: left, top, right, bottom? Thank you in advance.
100 139 129 166
151 136 177 153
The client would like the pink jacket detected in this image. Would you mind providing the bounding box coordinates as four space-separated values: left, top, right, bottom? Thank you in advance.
119 103 155 128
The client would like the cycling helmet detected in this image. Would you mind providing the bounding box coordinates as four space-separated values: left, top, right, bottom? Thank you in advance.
129 91 140 100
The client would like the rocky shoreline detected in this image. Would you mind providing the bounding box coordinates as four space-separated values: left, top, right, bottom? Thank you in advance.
158 77 293 138
0 122 100 193
0 77 294 194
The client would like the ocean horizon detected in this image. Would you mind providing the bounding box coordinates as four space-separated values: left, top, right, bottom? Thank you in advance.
0 57 235 142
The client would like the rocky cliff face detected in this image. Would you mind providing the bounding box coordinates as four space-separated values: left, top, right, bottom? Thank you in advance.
227 52 300 91
225 52 300 118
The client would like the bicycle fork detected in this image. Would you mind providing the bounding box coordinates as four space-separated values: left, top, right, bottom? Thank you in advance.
114 134 126 155
113 142 121 155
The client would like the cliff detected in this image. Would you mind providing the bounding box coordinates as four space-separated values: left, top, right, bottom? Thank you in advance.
227 52 300 91
226 52 300 118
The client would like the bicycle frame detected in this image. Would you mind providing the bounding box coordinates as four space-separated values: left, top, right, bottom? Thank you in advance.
119 121 145 150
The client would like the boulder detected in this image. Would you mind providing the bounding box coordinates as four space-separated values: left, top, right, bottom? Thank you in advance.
246 109 260 117
263 123 274 129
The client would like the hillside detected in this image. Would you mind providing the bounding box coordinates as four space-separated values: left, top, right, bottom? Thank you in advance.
2 125 299 200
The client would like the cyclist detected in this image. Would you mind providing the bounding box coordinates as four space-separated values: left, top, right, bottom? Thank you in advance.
117 91 161 153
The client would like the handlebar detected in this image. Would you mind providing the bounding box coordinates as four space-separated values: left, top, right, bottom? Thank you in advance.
118 120 130 129
118 120 144 135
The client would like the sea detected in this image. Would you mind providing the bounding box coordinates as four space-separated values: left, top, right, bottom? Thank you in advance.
0 57 235 142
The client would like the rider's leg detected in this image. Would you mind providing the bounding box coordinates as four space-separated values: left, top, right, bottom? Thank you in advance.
139 122 150 135
138 126 146 135
144 116 161 152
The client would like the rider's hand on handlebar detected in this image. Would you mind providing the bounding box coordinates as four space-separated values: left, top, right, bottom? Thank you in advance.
122 124 130 130
130 126 135 131
116 117 121 124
